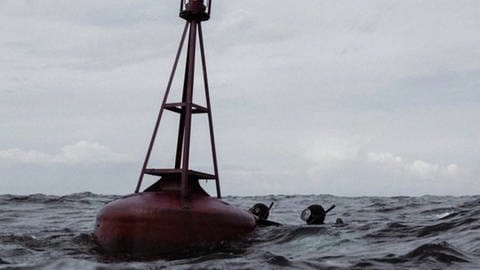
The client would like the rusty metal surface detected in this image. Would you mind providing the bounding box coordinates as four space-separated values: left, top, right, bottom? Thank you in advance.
94 1 254 254
135 0 220 199
198 23 221 198
135 22 189 194
179 20 197 200
95 191 256 253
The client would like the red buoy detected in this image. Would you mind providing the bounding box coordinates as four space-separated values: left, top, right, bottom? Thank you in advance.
94 0 257 254
95 185 255 253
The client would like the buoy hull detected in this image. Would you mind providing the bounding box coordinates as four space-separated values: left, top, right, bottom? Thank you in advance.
94 191 256 254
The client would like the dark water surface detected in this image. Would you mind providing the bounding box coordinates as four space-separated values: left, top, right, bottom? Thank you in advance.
0 193 479 269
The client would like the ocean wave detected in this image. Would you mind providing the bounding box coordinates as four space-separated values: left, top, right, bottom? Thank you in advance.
364 222 418 242
355 242 469 269
404 241 469 263
0 193 479 269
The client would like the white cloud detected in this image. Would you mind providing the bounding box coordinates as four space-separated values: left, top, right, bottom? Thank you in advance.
0 148 53 164
305 139 467 181
0 141 131 165
367 152 462 179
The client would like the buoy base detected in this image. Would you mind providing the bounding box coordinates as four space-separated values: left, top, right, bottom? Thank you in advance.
94 191 256 254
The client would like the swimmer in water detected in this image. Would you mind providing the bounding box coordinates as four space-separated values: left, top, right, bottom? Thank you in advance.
301 204 344 225
248 202 282 227
249 202 344 226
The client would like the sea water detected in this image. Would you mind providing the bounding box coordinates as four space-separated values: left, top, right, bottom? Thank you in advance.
1 193 479 269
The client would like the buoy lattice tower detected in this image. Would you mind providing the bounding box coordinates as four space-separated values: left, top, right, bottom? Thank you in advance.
94 0 256 254
135 0 220 199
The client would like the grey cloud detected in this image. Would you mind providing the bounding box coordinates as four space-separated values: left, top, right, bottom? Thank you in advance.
1 1 479 195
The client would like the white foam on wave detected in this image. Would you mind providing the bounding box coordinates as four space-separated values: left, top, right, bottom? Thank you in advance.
435 212 452 219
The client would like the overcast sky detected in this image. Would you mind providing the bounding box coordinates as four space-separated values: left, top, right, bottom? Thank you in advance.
1 0 479 196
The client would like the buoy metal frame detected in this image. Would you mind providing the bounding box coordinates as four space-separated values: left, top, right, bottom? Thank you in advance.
95 0 256 254
135 0 220 200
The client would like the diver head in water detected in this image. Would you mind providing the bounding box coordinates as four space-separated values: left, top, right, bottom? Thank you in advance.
301 204 336 225
249 202 282 227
